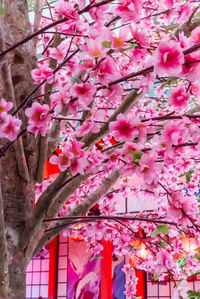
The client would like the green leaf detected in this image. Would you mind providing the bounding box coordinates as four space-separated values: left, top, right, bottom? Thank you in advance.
186 169 194 183
151 229 159 237
101 41 112 48
128 150 143 163
188 290 200 299
179 168 194 183
175 257 186 268
194 253 200 261
190 271 200 276
157 225 170 235
120 43 137 51
159 240 168 248
0 3 5 17
90 255 103 262
151 225 169 237
153 274 159 281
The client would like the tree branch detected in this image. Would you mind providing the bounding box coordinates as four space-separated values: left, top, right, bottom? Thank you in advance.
0 22 30 182
33 0 46 46
32 168 120 256
174 5 200 37
21 89 142 253
0 0 113 59
81 91 142 148
0 168 9 297
36 33 62 183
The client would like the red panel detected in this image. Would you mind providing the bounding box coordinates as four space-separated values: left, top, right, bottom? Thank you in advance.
44 148 62 179
44 159 60 179
109 138 117 145
46 238 58 299
100 239 112 299
136 270 146 299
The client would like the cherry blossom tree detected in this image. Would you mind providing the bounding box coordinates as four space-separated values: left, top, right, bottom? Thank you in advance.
0 0 200 298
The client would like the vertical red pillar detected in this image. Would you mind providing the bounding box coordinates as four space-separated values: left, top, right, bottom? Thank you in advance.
136 270 146 299
100 239 112 299
47 237 58 299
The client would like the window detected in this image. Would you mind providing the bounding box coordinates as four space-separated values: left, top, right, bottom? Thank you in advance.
146 273 200 299
26 247 49 299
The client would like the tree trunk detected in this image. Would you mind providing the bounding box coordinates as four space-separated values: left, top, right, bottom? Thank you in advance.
0 2 40 298
0 259 26 299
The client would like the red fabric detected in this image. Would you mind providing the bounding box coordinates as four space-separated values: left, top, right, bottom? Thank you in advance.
44 148 62 179
136 270 146 299
46 238 58 299
100 240 112 299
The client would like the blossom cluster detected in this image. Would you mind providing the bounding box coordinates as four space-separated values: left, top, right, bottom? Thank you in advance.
0 98 21 141
1 0 200 296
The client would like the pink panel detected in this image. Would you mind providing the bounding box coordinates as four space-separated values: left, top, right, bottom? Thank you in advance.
32 272 40 285
40 285 49 297
41 271 49 284
41 259 49 271
32 285 39 297
58 256 68 269
33 259 40 271
58 269 67 283
57 283 67 296
59 243 67 256
26 286 31 298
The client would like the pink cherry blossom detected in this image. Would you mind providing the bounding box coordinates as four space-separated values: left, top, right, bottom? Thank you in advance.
172 280 189 299
68 137 85 158
135 72 156 93
111 28 129 49
50 147 73 172
82 37 106 59
89 4 109 23
189 83 200 97
70 157 89 176
136 151 162 185
161 121 186 147
182 53 200 82
116 0 140 22
94 57 118 85
49 41 68 63
0 98 13 114
177 3 192 23
168 87 190 108
109 114 137 141
156 249 174 274
177 32 191 49
71 82 96 107
167 191 198 220
191 27 200 44
31 66 54 84
0 115 21 141
163 0 174 9
0 112 9 131
76 120 92 137
101 84 123 102
25 102 50 136
152 39 184 76
50 90 69 114
129 26 149 48
54 0 79 21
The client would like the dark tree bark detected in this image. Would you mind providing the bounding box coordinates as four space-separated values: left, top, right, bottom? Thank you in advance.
0 1 38 298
